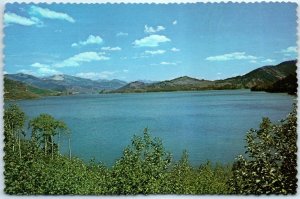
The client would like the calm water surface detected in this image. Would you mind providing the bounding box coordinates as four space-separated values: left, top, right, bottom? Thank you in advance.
11 90 295 166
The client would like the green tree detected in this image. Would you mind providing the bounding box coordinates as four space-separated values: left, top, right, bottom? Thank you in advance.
230 106 297 194
4 104 26 158
110 128 172 194
29 114 68 159
167 150 195 194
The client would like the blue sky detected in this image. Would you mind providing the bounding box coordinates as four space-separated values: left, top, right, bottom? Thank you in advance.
4 3 298 81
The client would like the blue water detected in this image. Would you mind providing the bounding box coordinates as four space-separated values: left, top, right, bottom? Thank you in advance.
10 90 295 166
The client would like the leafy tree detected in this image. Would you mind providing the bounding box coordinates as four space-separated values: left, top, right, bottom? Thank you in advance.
29 114 68 159
110 128 172 194
230 106 297 194
167 150 195 194
4 104 26 158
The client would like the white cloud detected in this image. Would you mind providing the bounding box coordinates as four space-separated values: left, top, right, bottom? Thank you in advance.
31 62 49 68
72 35 103 47
206 52 258 61
30 62 60 76
4 12 38 26
172 20 177 25
145 50 166 55
54 52 109 68
116 32 128 37
75 71 116 80
250 60 257 63
123 69 129 73
261 59 276 63
101 46 122 51
37 67 60 75
20 65 60 76
281 46 297 54
144 25 165 34
280 46 297 57
160 61 177 65
171 47 180 52
133 34 171 47
29 5 75 23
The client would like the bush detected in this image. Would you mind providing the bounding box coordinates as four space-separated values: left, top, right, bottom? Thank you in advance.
110 128 172 194
230 106 297 194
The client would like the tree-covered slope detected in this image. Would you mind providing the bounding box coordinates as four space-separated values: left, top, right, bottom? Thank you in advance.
218 60 297 88
251 73 297 95
115 60 297 93
4 78 60 100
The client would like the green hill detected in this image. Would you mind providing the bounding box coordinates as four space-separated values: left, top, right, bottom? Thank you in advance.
251 73 297 95
4 78 61 100
217 60 297 88
115 60 297 93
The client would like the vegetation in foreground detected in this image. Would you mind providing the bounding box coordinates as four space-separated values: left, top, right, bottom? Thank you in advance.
4 104 297 194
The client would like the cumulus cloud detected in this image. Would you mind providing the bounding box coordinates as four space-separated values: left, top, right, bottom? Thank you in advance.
29 5 75 23
144 25 165 34
72 35 103 47
145 50 166 55
172 20 177 25
20 63 61 76
116 32 128 37
160 61 177 65
4 12 39 26
170 47 180 52
53 52 110 68
30 62 60 75
281 46 297 53
76 71 116 80
280 46 297 57
133 34 171 47
101 46 122 51
31 62 50 68
37 67 60 75
206 52 258 61
261 59 276 63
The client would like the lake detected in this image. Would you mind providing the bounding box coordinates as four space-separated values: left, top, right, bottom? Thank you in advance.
11 90 295 167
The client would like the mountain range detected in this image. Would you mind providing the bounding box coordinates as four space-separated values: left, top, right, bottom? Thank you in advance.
5 74 127 94
4 60 297 100
115 60 297 93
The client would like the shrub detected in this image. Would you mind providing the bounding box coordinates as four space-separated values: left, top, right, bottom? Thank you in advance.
230 106 297 194
110 128 172 194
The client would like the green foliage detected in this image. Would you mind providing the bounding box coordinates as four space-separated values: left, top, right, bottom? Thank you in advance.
4 77 59 100
4 104 26 158
166 151 232 194
251 73 297 95
230 106 297 194
29 114 68 158
4 143 110 195
110 128 172 194
4 104 25 140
